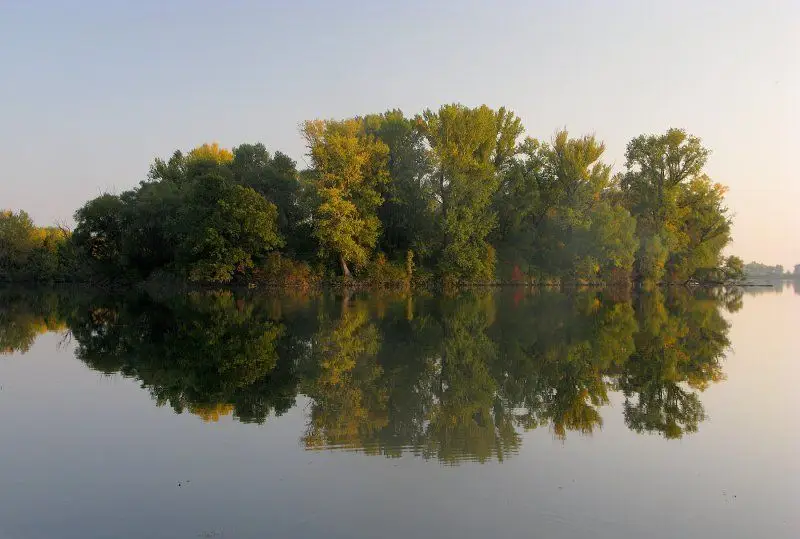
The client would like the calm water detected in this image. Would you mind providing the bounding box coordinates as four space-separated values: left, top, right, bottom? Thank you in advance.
0 285 797 539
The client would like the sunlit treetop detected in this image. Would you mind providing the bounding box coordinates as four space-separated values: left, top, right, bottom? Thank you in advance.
187 142 234 164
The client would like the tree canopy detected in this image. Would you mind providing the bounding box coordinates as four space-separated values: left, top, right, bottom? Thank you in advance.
1 106 738 286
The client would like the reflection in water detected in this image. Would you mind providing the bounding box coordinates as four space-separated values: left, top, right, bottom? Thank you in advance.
0 289 67 353
0 286 739 462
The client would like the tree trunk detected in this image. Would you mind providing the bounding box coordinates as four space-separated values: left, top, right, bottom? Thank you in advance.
340 255 351 278
440 169 449 250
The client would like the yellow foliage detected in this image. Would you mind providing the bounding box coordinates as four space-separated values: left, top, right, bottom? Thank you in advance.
187 142 234 164
189 403 235 422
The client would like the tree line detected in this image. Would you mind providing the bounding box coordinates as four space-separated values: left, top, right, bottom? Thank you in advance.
1 286 737 461
742 261 799 280
0 104 744 285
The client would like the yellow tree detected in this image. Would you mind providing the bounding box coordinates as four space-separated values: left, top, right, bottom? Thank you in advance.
187 142 234 164
302 119 389 276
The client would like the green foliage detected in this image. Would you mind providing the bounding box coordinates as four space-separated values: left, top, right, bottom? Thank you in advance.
2 286 734 457
0 210 71 282
230 143 307 254
586 201 638 282
5 110 738 286
253 252 319 288
362 253 411 288
302 119 389 277
742 261 786 280
363 111 436 259
72 143 284 283
638 235 669 284
177 178 283 283
720 256 745 282
492 129 637 283
620 129 731 282
417 104 523 282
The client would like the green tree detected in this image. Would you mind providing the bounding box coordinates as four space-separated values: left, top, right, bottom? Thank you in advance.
363 110 436 259
230 143 307 253
417 104 523 282
619 129 730 282
73 143 283 283
494 130 634 283
668 176 732 281
72 195 128 278
0 210 71 281
175 175 283 283
302 119 389 276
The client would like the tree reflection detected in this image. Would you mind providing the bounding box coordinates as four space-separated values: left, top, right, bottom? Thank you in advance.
68 291 295 424
423 292 519 463
0 288 68 354
0 285 734 461
301 296 387 450
491 290 637 439
617 289 729 438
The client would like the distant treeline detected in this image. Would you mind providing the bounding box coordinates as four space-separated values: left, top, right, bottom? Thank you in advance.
742 262 800 280
0 105 744 286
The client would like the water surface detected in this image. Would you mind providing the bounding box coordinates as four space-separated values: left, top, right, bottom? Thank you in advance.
0 286 796 538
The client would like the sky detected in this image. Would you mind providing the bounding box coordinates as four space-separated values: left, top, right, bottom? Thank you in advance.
1 0 798 268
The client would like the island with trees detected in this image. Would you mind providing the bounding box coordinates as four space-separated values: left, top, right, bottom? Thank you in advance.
742 262 800 281
0 104 743 288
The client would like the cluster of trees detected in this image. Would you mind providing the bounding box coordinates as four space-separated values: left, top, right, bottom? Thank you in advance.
0 210 76 281
742 261 798 280
2 105 741 285
2 287 736 461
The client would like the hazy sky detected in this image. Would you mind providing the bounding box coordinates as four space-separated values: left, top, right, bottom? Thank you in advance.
1 0 798 267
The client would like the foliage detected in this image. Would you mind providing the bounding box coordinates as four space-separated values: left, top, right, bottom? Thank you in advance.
302 119 389 277
742 261 787 279
72 143 283 283
362 253 410 288
2 285 733 458
4 111 738 285
253 252 319 289
176 177 283 283
417 104 523 282
363 111 436 260
619 128 731 282
230 143 308 255
0 210 71 282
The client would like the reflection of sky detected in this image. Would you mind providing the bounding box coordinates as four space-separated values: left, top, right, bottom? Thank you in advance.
0 291 797 538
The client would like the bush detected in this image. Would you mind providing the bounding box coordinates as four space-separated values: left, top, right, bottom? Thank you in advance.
253 252 319 289
362 253 410 288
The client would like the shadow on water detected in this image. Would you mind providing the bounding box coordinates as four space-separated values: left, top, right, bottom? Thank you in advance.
0 285 741 463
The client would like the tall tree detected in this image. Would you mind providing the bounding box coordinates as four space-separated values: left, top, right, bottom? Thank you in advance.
302 119 389 277
230 143 305 247
363 110 435 259
619 128 725 282
493 130 635 282
416 104 523 281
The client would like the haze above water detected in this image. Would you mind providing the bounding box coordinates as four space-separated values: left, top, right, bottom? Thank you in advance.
0 285 797 539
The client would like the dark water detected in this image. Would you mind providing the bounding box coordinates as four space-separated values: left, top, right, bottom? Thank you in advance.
0 285 797 538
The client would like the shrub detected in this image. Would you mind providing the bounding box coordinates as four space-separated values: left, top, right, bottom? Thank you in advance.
363 253 409 288
253 252 319 289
